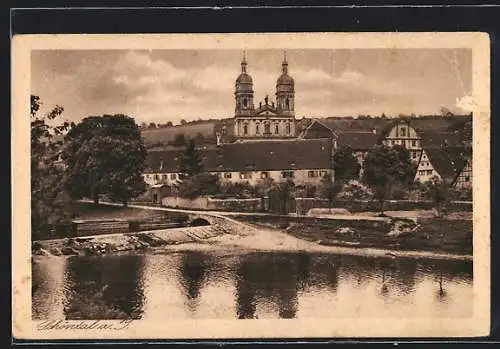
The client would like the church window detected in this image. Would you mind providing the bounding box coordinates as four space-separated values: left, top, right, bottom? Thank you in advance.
274 124 279 134
154 174 159 180
170 173 177 180
243 98 248 107
465 176 470 182
265 123 271 134
412 140 417 147
401 128 406 137
286 122 291 135
256 124 260 134
243 124 248 135
286 98 290 109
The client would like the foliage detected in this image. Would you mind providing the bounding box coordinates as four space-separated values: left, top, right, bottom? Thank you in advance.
178 173 221 199
318 173 342 203
254 178 276 197
31 95 73 240
362 145 415 213
220 181 256 199
179 139 203 178
423 176 451 217
333 145 360 183
295 184 318 198
171 133 187 146
268 179 296 215
62 114 147 205
337 180 373 201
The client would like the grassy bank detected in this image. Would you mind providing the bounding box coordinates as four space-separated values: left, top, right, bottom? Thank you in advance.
229 214 472 256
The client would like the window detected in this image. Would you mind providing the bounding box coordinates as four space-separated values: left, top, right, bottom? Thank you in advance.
286 122 291 135
243 98 247 107
308 170 318 178
286 98 290 109
412 140 417 147
243 124 248 135
412 152 417 159
426 170 433 175
465 176 470 182
282 171 294 178
419 170 425 175
256 124 260 134
170 173 177 180
274 124 279 134
319 171 329 177
224 172 232 179
163 174 168 180
154 174 159 180
401 128 406 137
261 171 269 179
240 172 252 179
265 123 271 134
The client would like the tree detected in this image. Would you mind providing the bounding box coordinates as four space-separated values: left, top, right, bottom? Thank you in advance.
148 122 157 128
319 173 342 203
31 95 73 239
165 121 173 127
178 173 221 199
179 139 203 178
362 145 415 214
269 179 295 215
62 114 147 205
171 133 187 146
333 145 361 183
423 176 451 217
180 119 187 125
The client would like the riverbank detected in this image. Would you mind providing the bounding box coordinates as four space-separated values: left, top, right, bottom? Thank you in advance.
33 201 472 261
228 214 473 256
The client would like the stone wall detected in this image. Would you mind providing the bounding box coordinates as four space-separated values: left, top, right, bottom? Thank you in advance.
162 196 263 212
295 197 473 215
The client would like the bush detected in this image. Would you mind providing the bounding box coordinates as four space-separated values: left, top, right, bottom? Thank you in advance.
337 180 373 201
178 173 221 199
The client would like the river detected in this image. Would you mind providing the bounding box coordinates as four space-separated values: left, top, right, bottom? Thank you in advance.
32 251 472 320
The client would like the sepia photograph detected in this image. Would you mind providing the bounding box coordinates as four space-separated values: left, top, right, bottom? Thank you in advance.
12 32 490 339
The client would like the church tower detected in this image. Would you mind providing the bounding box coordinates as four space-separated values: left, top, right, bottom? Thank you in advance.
276 52 295 116
234 52 254 117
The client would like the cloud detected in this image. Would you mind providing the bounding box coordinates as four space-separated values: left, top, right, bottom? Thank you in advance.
455 95 475 112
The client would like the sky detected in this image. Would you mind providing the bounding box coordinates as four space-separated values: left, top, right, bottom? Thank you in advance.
31 48 473 125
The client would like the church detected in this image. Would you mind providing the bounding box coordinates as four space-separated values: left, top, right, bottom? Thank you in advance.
143 52 334 188
232 52 296 139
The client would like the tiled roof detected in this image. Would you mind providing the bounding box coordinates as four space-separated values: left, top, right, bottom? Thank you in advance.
337 131 381 150
421 131 464 149
145 138 332 173
424 147 469 183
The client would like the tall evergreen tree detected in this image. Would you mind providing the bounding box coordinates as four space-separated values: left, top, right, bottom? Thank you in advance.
179 139 203 178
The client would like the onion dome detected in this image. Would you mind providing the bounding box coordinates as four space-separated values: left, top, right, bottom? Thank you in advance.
235 52 253 92
276 52 294 93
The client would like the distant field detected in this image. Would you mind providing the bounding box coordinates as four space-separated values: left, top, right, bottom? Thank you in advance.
141 122 217 146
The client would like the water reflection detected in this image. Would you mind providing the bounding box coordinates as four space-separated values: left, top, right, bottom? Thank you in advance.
32 252 473 320
63 255 145 319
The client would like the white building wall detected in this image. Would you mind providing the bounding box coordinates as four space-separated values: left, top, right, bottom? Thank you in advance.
217 168 333 186
413 150 441 183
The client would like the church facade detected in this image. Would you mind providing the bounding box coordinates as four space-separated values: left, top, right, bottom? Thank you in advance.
233 53 296 139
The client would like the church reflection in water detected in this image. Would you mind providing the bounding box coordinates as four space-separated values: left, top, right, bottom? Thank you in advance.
33 251 473 320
